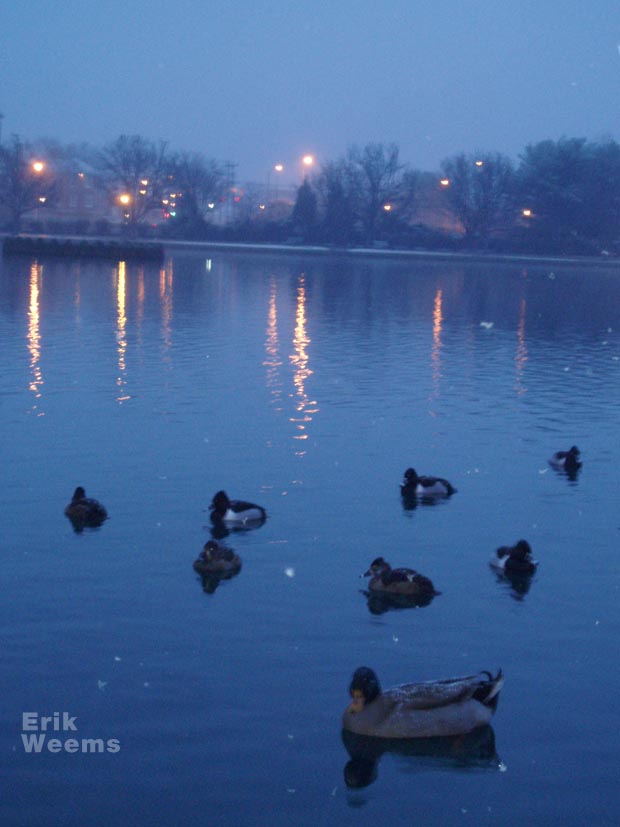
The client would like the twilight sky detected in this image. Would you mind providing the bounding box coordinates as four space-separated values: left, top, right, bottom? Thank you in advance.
2 1 620 186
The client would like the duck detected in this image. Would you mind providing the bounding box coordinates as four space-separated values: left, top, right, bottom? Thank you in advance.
400 468 456 498
364 557 439 598
209 490 266 526
64 486 107 528
193 540 241 575
491 540 538 576
343 667 503 739
549 446 582 473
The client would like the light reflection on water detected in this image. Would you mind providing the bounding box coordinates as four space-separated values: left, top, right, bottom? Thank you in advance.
1 251 620 827
27 261 44 414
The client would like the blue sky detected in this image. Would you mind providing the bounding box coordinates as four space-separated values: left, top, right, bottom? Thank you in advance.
2 1 620 185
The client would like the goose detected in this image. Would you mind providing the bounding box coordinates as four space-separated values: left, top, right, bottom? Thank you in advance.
343 667 503 739
400 468 456 498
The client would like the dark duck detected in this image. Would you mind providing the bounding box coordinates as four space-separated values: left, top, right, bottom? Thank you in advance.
364 557 439 598
193 540 242 575
209 490 266 526
549 446 582 474
401 468 456 498
491 539 538 576
64 486 107 530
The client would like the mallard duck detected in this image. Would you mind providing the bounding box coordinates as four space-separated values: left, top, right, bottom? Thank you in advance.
64 486 107 528
193 540 242 575
209 490 266 525
549 446 582 473
400 468 456 498
491 540 537 576
343 667 503 739
364 557 439 598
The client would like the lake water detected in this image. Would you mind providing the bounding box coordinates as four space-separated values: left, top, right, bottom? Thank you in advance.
1 247 619 826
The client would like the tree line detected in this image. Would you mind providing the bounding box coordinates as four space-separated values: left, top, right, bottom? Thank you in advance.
1 133 619 256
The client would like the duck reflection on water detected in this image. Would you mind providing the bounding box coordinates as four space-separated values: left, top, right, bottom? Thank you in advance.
342 724 500 788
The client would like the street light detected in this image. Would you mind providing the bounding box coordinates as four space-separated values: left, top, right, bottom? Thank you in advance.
439 178 450 187
302 154 314 181
32 161 45 174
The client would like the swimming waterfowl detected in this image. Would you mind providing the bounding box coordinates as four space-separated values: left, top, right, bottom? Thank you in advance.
209 490 266 526
401 468 456 498
364 557 438 598
343 667 503 739
491 540 537 576
549 446 582 473
193 540 242 575
64 486 107 528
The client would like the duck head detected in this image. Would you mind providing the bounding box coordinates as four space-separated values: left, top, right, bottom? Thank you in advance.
511 540 532 560
364 557 391 578
202 540 220 561
348 667 381 713
71 486 86 503
210 490 230 515
403 468 419 484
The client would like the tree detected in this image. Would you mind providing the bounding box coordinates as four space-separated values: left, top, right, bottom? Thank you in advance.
440 152 514 243
347 143 405 245
95 135 168 233
516 137 620 252
167 151 226 236
315 159 359 246
0 135 56 232
291 179 318 240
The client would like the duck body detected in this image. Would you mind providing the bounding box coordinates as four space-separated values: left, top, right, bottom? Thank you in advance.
549 446 582 473
209 490 266 526
491 540 537 576
364 557 438 597
401 468 456 498
193 540 241 575
343 667 503 739
64 487 107 528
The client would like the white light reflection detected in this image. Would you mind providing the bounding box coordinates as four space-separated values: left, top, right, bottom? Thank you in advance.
160 260 173 361
430 288 443 402
515 297 528 395
263 277 283 409
115 261 131 403
289 275 318 455
27 262 44 414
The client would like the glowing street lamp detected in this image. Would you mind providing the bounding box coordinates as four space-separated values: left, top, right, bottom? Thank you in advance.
302 154 314 181
439 178 450 187
383 203 393 212
475 159 484 167
118 193 131 206
32 160 45 174
522 208 533 218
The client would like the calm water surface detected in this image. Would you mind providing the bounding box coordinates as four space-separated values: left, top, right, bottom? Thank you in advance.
1 249 619 826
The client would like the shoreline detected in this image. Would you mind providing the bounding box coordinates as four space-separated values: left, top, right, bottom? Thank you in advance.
163 238 620 268
3 232 620 270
